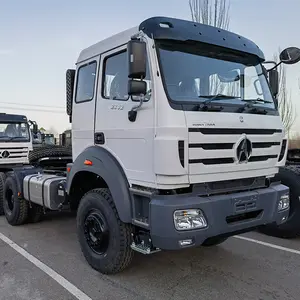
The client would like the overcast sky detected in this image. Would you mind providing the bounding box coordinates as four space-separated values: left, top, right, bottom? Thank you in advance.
0 0 299 136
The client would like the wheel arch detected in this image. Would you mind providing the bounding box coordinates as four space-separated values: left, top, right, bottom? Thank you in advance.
66 146 133 223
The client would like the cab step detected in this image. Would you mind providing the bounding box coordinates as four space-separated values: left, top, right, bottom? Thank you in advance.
130 241 161 255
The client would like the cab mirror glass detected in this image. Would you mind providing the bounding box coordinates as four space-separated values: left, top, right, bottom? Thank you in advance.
280 47 300 65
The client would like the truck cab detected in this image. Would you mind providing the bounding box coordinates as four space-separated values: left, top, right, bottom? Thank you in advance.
62 16 298 272
3 16 300 275
69 17 289 188
0 113 33 168
32 131 56 148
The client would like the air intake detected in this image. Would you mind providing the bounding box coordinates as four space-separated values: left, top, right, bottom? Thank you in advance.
278 139 287 162
178 140 185 168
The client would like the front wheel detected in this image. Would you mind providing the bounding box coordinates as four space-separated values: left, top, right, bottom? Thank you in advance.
76 188 134 275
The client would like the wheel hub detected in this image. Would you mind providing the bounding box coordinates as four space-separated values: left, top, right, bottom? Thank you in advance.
84 211 110 255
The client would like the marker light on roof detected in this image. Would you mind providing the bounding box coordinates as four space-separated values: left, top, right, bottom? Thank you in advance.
159 22 171 28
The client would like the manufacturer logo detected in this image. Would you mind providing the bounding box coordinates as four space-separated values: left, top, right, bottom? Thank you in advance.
239 116 244 123
1 150 10 158
236 136 252 163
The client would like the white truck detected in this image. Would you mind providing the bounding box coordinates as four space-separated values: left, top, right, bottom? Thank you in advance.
0 113 35 167
1 16 299 274
0 113 37 216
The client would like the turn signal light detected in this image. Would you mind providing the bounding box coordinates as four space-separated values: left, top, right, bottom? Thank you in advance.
84 159 93 166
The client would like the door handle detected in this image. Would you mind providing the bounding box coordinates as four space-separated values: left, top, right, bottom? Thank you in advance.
94 132 105 145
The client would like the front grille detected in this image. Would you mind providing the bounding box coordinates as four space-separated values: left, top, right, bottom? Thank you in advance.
189 158 234 165
189 143 233 150
189 154 278 165
248 155 278 162
252 142 281 148
188 127 282 174
0 147 28 159
189 128 282 135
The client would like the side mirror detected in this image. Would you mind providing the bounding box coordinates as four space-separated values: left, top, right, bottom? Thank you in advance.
128 80 147 96
268 69 279 106
127 40 147 79
66 69 75 122
32 123 38 135
280 47 300 65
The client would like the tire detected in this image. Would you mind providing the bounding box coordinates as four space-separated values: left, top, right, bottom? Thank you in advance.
29 145 72 164
0 172 7 216
3 176 28 225
258 165 300 238
27 203 44 223
77 188 134 275
202 236 228 247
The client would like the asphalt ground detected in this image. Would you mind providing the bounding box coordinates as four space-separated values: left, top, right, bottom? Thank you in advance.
1 212 300 300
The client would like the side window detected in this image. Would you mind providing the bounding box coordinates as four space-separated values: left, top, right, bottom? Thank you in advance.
75 61 97 103
103 50 151 101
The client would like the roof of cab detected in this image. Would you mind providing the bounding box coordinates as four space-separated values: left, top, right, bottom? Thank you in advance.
0 113 28 123
77 26 139 64
77 16 265 64
139 16 265 60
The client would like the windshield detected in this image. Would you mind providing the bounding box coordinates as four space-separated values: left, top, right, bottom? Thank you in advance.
0 122 30 142
44 135 55 145
157 41 275 111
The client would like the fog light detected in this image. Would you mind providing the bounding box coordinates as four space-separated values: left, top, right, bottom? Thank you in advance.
179 239 193 246
173 209 207 231
278 194 289 211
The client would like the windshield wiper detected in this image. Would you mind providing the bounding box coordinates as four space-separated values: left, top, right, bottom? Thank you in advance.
192 103 224 112
237 98 274 114
0 135 27 140
189 94 240 111
199 94 241 104
8 136 27 140
241 98 273 104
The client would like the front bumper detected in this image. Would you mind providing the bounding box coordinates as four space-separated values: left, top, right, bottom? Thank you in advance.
149 183 289 250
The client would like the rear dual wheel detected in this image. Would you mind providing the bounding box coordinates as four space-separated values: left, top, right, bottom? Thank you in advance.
3 176 28 225
2 175 43 225
0 172 6 216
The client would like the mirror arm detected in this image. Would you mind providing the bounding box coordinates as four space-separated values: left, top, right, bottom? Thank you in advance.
128 93 145 122
264 60 282 72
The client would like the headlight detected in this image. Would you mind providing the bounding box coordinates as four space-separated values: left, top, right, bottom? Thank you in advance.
278 194 290 211
173 209 207 231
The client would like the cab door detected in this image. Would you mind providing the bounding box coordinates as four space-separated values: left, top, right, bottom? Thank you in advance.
94 44 155 185
72 57 99 160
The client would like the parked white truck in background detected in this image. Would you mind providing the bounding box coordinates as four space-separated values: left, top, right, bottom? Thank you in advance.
1 16 300 274
0 113 38 216
0 113 35 167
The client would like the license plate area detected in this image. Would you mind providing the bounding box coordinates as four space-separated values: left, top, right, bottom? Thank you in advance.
232 194 259 213
226 194 262 224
